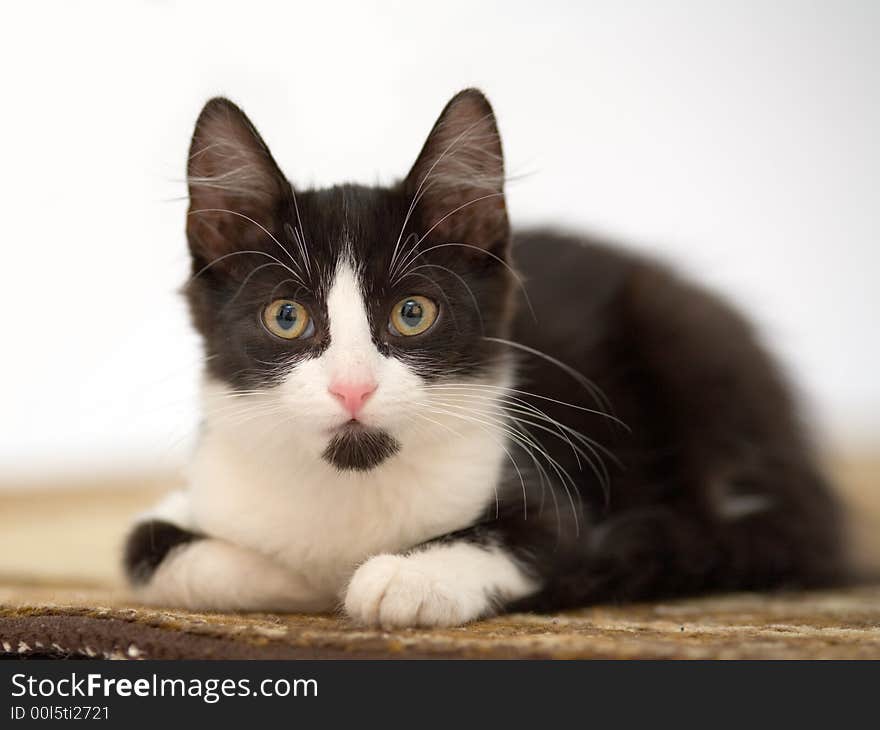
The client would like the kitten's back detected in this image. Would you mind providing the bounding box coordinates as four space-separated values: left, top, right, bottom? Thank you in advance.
505 230 845 608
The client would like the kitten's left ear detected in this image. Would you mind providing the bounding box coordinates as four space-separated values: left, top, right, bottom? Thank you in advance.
186 97 290 266
404 89 509 257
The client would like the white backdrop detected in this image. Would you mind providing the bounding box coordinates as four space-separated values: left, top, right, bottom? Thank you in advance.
1 0 877 480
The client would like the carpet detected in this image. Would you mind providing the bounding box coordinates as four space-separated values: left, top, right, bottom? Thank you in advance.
4 583 880 659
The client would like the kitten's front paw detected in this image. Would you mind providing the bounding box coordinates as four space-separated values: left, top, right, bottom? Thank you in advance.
344 554 487 629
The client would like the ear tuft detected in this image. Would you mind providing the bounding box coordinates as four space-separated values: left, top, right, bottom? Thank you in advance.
186 98 289 262
405 89 509 255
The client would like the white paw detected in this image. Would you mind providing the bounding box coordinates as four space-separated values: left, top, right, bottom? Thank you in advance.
344 554 489 629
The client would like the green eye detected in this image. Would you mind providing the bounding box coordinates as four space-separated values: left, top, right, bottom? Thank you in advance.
263 299 312 339
389 296 438 336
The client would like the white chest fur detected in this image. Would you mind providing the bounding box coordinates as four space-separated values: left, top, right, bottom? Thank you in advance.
187 404 506 607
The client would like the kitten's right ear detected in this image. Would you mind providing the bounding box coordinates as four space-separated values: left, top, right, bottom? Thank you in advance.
186 98 289 264
404 89 509 257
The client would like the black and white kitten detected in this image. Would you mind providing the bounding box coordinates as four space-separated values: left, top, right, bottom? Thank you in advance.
124 89 846 627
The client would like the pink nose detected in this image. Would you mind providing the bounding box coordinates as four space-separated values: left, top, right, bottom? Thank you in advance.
329 380 377 417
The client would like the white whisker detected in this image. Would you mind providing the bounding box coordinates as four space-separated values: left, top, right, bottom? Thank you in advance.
482 337 615 416
189 207 303 277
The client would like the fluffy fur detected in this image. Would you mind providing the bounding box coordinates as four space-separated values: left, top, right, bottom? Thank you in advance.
124 89 846 627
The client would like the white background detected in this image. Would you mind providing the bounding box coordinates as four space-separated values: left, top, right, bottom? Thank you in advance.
1 0 877 481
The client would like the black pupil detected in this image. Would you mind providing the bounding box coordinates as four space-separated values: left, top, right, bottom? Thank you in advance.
400 300 423 327
276 303 297 330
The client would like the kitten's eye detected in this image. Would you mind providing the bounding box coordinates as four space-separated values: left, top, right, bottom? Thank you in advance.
389 295 438 337
262 299 313 340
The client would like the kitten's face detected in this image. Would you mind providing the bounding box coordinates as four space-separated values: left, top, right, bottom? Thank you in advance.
185 91 515 470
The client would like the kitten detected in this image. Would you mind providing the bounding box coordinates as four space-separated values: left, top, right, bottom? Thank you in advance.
124 89 846 627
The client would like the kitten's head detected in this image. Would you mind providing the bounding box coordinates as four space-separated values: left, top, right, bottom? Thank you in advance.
185 89 515 471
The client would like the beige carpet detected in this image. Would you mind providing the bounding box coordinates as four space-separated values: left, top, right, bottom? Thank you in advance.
1 456 878 659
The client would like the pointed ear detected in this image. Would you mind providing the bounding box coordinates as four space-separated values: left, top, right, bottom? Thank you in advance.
404 89 509 256
186 97 289 264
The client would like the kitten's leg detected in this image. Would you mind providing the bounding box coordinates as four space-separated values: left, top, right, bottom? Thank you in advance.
123 491 322 612
343 534 538 628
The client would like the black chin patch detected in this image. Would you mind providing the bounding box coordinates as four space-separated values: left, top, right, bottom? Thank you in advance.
322 425 401 471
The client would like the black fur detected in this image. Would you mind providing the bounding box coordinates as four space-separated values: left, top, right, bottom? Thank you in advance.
124 520 202 585
498 232 846 606
178 89 847 613
184 93 513 392
322 424 401 471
